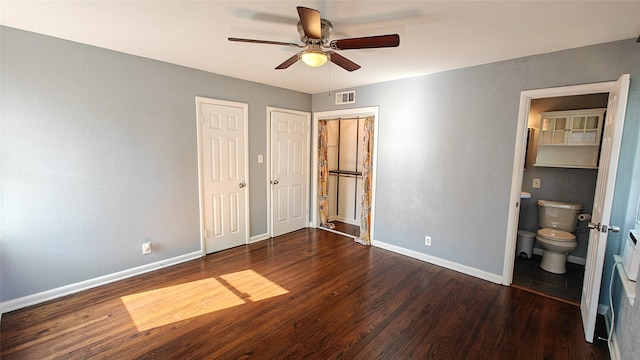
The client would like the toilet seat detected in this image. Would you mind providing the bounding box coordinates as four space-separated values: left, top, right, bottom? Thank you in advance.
536 228 575 242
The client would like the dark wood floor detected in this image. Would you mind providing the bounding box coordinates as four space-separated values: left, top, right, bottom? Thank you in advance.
512 254 585 305
1 229 609 359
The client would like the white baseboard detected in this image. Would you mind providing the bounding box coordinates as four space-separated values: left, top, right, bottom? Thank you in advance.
1 251 202 314
329 215 359 226
371 240 503 284
249 233 270 243
609 329 621 360
319 226 357 239
601 304 620 360
532 248 586 265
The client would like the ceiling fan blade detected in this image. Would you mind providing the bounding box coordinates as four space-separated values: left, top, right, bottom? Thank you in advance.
326 51 361 72
297 6 322 39
228 37 300 47
275 53 301 70
330 34 400 50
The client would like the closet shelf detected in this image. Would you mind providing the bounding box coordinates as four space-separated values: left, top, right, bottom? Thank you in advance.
329 170 362 177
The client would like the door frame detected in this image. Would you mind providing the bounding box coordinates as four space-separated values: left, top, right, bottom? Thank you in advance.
267 107 311 238
311 106 380 240
195 97 250 255
502 79 623 284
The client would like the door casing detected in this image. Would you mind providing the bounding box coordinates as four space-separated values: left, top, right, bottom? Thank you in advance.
267 107 311 237
196 97 250 255
311 106 380 240
502 77 630 342
503 80 623 283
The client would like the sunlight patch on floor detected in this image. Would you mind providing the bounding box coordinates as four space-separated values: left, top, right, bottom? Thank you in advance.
120 270 289 331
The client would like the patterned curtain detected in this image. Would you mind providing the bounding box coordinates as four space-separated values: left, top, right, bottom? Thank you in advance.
356 116 374 246
318 120 335 229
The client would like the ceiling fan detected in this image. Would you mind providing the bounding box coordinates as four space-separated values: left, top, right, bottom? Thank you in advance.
228 6 400 72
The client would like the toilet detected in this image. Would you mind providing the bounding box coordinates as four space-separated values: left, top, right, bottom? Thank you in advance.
536 199 583 274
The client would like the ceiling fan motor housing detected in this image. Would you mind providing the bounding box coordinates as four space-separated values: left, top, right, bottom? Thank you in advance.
297 19 333 45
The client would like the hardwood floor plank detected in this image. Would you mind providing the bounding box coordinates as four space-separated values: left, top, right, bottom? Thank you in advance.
1 229 609 359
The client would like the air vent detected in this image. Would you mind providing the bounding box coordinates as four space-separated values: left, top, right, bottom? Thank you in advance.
335 91 356 105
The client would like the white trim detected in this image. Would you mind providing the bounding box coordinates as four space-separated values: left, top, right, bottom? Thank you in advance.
195 97 250 254
329 215 359 226
265 107 272 236
373 240 503 284
503 80 617 285
249 233 271 243
1 251 202 314
311 107 380 242
266 107 312 237
601 305 620 360
609 329 621 360
319 226 358 240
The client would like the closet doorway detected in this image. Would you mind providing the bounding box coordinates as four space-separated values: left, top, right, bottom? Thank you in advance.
326 118 363 237
312 107 379 243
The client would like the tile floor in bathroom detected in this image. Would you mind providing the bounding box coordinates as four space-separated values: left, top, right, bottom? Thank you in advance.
512 254 585 305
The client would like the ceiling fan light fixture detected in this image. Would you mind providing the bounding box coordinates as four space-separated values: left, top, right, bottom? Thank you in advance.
301 50 328 67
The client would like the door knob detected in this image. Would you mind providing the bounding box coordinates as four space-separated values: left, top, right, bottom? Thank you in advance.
271 180 279 185
239 181 246 188
589 222 621 233
606 225 620 233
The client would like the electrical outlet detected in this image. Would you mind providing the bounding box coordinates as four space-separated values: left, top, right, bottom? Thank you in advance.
533 178 541 188
425 236 432 246
142 242 152 255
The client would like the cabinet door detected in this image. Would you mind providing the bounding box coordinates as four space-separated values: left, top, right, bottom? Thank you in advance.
568 114 601 145
540 115 568 144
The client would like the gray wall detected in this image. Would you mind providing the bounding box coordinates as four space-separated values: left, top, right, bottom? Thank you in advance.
3 24 640 358
0 26 311 301
313 38 640 353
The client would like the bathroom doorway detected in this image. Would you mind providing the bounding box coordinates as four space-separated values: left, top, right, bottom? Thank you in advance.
503 74 630 343
311 107 379 242
512 93 609 305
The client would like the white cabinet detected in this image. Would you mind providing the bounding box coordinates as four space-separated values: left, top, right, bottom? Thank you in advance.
534 108 605 169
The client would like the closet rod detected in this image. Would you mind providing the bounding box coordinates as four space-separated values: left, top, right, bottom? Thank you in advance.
322 116 373 122
329 173 362 178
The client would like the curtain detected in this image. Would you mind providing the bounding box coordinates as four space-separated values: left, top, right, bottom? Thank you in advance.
356 116 374 246
318 120 335 229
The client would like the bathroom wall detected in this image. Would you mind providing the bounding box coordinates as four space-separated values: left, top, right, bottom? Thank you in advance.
520 94 610 261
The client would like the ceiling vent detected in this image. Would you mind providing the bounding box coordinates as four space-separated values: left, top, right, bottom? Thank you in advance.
335 90 355 105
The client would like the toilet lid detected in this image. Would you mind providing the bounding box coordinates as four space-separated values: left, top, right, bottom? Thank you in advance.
537 228 575 241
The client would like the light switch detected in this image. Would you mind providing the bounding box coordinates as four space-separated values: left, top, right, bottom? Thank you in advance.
257 155 263 164
533 178 541 188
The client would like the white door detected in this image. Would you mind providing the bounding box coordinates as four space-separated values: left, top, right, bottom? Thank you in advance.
270 108 310 237
581 74 630 342
197 97 249 254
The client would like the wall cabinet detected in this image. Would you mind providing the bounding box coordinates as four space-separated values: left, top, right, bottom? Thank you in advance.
534 108 605 169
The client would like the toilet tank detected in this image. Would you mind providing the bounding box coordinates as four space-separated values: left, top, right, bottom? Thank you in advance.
537 200 583 231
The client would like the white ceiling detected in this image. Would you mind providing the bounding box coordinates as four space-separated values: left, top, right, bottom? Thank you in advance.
2 1 639 94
